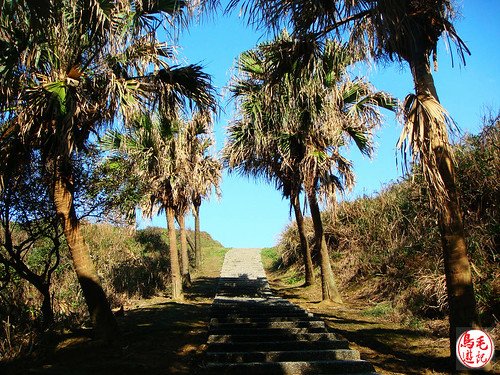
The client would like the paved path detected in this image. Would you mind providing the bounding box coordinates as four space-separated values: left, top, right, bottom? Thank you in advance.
204 248 378 374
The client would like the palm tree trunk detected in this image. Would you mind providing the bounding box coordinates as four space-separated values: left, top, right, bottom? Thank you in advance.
410 55 479 363
166 206 183 299
52 164 118 340
193 201 202 268
306 190 342 303
291 193 315 286
177 213 192 288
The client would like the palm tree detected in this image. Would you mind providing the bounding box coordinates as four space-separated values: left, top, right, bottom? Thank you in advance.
222 0 479 361
185 114 222 268
224 45 316 286
225 118 316 286
226 33 395 301
0 0 215 338
103 108 217 298
103 114 186 299
176 210 192 287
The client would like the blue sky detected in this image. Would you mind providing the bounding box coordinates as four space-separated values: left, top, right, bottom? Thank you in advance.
139 1 500 248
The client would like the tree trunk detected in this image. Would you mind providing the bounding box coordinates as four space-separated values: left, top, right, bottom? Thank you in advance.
52 163 118 340
186 233 195 254
166 206 183 299
193 202 202 268
23 276 54 330
177 213 192 288
2 223 55 329
39 283 54 330
291 193 315 286
410 55 479 365
306 190 342 303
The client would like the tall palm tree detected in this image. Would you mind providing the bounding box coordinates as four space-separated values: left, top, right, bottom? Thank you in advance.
224 45 316 286
221 0 479 361
0 0 215 338
103 114 186 299
225 118 316 285
226 33 395 301
103 108 217 298
185 114 222 268
176 210 192 287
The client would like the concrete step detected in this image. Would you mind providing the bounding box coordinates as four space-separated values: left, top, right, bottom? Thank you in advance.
212 301 301 308
217 294 273 299
212 298 294 305
210 316 317 324
206 249 379 375
209 311 313 319
208 332 338 344
205 359 376 374
209 320 326 330
206 339 351 352
206 349 361 363
209 327 327 335
212 302 303 310
210 308 308 315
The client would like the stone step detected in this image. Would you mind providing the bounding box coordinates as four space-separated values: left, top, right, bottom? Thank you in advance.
208 332 339 344
218 288 272 294
210 316 318 324
209 320 326 330
212 300 300 307
217 289 273 299
216 286 271 290
206 349 361 363
205 359 376 374
210 307 308 315
211 303 304 309
209 311 313 319
209 327 327 335
212 298 293 304
206 249 379 375
206 339 351 352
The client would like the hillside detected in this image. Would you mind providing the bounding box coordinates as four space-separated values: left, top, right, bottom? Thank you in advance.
0 223 226 364
271 114 499 328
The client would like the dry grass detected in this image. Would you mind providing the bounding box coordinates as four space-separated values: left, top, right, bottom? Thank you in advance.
0 223 226 366
274 115 499 331
264 116 500 375
0 239 228 374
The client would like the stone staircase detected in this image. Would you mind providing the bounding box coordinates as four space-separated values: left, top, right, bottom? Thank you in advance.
204 249 378 374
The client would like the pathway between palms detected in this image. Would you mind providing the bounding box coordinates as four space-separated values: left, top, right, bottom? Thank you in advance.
204 248 378 374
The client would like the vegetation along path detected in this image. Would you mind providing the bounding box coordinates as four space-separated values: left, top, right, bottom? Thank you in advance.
204 248 377 374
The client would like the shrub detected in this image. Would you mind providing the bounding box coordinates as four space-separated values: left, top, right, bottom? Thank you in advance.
276 113 499 324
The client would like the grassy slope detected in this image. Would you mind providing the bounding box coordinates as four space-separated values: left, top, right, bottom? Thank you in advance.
262 117 500 374
0 226 229 374
273 118 499 324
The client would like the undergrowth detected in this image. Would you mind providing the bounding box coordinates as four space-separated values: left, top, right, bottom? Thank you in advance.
0 224 224 361
276 113 499 327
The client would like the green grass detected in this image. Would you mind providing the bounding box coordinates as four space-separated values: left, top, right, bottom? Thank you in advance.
260 247 281 270
284 273 304 285
362 302 394 318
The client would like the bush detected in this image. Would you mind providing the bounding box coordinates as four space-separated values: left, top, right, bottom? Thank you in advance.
0 222 223 360
276 113 499 324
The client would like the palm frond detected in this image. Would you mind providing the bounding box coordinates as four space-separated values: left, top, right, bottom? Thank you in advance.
397 93 455 204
